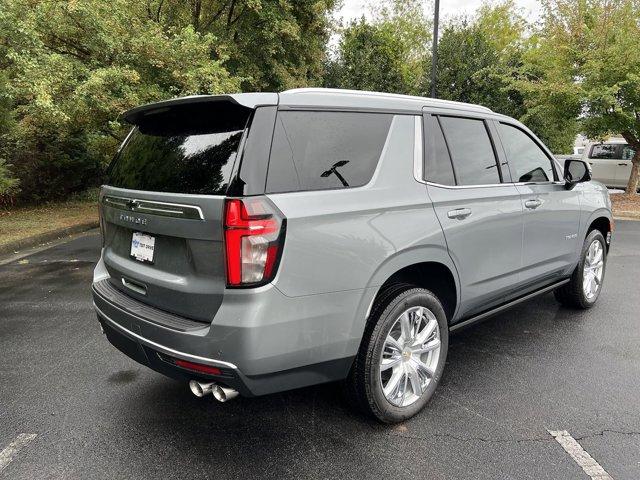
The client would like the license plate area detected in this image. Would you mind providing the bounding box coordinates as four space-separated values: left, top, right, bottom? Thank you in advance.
130 232 155 264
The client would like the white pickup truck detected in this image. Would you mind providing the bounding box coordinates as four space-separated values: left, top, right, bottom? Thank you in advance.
580 139 635 189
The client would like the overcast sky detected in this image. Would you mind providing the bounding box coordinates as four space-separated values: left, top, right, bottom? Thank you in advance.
337 0 542 23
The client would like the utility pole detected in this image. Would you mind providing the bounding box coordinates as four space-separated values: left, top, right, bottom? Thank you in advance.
430 0 440 98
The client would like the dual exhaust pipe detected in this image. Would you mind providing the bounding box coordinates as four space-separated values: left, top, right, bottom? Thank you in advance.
189 380 239 403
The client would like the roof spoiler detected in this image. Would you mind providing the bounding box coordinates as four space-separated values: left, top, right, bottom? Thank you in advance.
121 93 279 125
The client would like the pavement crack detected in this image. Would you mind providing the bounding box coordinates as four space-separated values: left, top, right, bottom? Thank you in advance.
389 428 640 445
388 431 552 444
573 429 640 441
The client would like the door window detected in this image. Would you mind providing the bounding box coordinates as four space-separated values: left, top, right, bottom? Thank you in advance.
266 111 393 193
589 143 634 160
622 145 636 160
498 123 556 183
438 117 501 186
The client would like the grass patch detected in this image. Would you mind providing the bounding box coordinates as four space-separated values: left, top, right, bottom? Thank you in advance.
0 199 98 249
611 193 640 219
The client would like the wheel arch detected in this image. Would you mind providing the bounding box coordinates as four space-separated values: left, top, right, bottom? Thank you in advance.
584 209 613 251
363 247 460 325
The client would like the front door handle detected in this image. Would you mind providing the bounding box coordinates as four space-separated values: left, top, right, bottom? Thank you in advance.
524 199 542 210
447 208 472 220
618 163 628 166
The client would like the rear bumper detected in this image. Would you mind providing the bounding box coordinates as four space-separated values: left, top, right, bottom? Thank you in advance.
95 302 353 396
91 266 363 396
95 308 251 394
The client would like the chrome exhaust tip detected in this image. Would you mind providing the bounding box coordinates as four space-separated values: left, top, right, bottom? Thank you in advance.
189 380 215 398
212 385 239 403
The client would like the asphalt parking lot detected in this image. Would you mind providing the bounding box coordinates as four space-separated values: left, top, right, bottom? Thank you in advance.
1 221 639 479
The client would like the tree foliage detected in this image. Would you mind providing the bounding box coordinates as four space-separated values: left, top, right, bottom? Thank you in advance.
2 0 640 201
147 0 337 91
575 0 640 193
0 0 336 203
514 0 640 192
429 2 579 152
324 0 430 95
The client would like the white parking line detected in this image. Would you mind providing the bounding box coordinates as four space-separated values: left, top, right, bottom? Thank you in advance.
548 430 613 480
0 434 37 474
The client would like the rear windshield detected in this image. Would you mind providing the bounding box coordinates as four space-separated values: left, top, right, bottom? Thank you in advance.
108 104 248 195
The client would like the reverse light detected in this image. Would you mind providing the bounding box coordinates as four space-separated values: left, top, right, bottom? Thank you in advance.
224 197 285 287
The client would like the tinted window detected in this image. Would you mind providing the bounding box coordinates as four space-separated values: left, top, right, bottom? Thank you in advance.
622 145 636 160
425 116 456 185
589 144 634 160
498 123 555 182
266 111 393 193
108 127 243 195
438 117 500 185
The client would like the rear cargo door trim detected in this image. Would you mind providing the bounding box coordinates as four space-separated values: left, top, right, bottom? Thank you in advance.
103 195 204 220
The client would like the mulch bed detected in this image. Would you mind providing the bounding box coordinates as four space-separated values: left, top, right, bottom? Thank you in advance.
611 193 640 218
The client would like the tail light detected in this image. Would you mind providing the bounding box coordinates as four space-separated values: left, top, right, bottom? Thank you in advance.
224 197 286 287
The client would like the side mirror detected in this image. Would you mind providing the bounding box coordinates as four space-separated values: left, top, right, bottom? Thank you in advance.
564 159 592 188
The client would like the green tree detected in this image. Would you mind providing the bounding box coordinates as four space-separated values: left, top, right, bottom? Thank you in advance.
0 0 337 203
0 73 19 197
324 19 412 93
324 0 430 94
427 1 578 152
430 21 525 116
0 0 240 202
575 0 640 194
515 0 640 192
144 0 338 91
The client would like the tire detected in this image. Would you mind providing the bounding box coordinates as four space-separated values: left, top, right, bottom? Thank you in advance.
554 229 607 309
347 284 449 423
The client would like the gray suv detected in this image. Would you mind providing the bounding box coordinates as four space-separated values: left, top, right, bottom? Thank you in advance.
92 88 613 423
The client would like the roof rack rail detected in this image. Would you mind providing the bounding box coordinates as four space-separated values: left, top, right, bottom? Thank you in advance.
282 88 494 113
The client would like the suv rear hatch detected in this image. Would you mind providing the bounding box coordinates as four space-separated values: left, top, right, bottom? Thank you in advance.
99 94 277 322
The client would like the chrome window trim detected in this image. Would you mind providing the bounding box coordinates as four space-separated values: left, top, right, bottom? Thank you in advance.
514 181 566 187
423 180 566 189
416 111 567 189
424 181 507 189
102 195 205 220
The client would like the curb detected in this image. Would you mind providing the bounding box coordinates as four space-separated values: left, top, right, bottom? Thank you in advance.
0 221 100 256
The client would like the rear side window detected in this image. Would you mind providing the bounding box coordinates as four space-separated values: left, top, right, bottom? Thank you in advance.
498 123 556 182
424 115 456 185
108 103 249 195
622 145 636 160
438 117 500 186
266 111 393 193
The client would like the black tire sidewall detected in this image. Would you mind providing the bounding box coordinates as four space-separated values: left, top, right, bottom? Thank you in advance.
365 288 449 423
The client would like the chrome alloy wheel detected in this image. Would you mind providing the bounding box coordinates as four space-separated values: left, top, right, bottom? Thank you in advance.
379 306 441 407
583 239 604 300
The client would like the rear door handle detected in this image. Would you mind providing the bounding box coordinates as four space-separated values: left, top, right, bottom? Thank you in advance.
447 208 472 220
618 163 628 166
524 199 542 210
